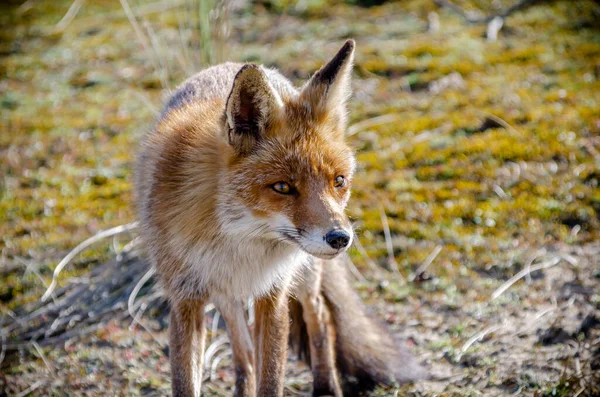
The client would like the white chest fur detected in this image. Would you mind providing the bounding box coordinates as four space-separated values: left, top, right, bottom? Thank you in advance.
168 233 309 300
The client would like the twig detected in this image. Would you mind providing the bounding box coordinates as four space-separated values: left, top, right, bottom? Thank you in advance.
492 184 508 199
247 299 254 326
142 19 171 90
347 114 399 136
210 309 221 343
128 267 155 321
513 300 558 337
491 256 567 300
15 380 45 397
574 388 586 397
1 306 28 329
53 0 86 33
0 327 6 365
32 342 55 375
117 236 141 262
16 257 56 303
209 349 231 382
204 333 229 371
285 385 311 396
524 248 547 284
119 0 152 54
486 16 504 41
561 253 579 267
68 0 187 28
474 109 522 136
119 0 167 89
409 245 442 282
580 138 600 164
127 267 162 345
1 257 146 340
457 324 503 361
428 11 440 33
42 222 139 302
176 4 194 75
17 0 38 14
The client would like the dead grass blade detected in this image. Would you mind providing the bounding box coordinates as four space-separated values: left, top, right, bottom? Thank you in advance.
457 324 503 362
42 222 139 302
210 309 221 342
409 245 442 282
347 114 399 136
128 267 156 325
15 380 45 397
53 0 86 33
119 0 168 88
0 327 6 365
31 341 55 375
209 349 231 382
474 109 522 136
204 333 229 372
490 255 576 301
379 205 402 278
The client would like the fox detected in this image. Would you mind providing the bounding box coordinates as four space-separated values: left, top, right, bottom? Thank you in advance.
135 39 427 397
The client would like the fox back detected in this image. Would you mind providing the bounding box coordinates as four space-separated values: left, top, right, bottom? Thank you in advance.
135 42 357 302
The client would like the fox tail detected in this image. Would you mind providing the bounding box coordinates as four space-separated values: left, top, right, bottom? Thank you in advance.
290 258 429 396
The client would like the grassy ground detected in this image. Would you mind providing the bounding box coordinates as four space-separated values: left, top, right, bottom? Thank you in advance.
1 0 600 396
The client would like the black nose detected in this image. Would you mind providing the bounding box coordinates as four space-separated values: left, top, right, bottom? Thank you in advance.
325 230 350 250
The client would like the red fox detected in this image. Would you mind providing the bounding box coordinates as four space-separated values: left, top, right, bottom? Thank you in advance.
135 40 427 397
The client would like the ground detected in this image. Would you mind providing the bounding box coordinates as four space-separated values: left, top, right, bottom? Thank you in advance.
1 0 600 396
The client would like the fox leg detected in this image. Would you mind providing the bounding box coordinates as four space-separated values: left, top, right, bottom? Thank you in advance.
296 263 343 397
216 299 256 397
254 287 290 397
169 299 207 397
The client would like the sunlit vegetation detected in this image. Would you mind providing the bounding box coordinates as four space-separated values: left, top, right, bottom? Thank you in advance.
1 0 599 395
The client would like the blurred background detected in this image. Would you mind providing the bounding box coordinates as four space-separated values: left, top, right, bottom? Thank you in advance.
1 0 599 395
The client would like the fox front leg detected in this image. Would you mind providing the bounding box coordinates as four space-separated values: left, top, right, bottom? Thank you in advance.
169 299 207 397
215 299 256 397
254 287 290 397
296 264 343 397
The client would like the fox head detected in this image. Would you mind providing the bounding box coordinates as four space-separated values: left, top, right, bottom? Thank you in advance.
219 40 356 259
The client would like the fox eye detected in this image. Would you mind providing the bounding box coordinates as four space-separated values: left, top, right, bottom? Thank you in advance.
334 175 346 188
272 182 292 194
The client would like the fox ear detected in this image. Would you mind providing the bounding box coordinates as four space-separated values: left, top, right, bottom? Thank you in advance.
226 64 282 155
300 40 355 131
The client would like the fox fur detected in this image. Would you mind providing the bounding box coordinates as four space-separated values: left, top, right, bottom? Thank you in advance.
135 39 427 397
